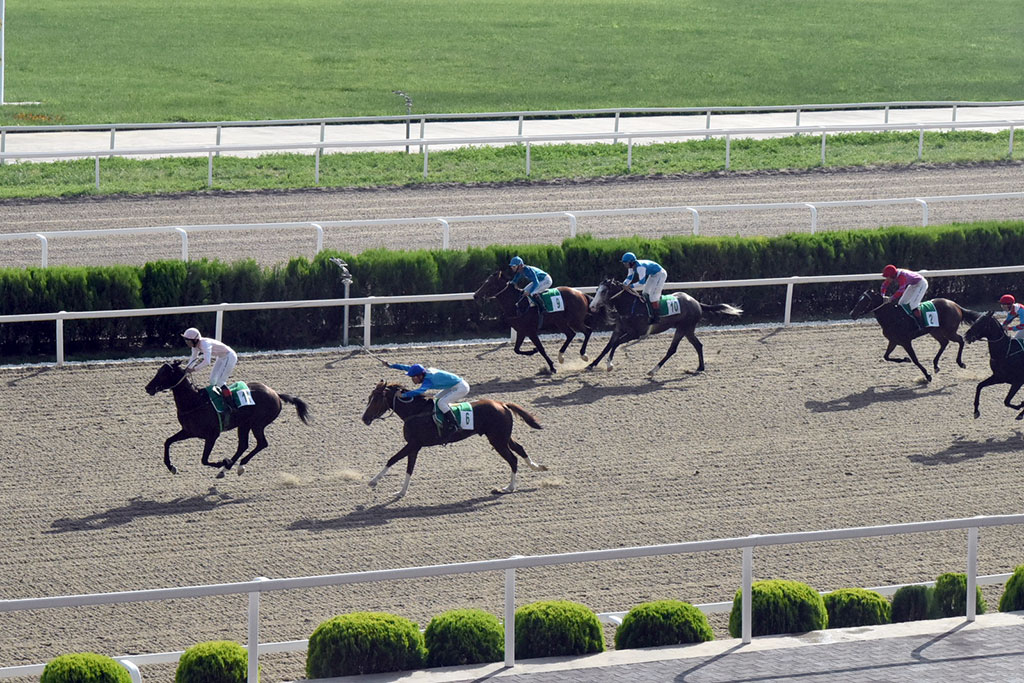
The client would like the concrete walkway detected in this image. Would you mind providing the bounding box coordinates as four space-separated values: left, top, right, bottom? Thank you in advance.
309 612 1024 683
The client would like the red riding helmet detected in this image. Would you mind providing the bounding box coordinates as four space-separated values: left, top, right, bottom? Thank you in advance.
1001 294 1016 305
882 264 898 279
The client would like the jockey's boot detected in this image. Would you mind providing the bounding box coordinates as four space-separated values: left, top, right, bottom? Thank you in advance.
442 411 459 440
645 298 660 324
220 385 235 414
532 295 545 324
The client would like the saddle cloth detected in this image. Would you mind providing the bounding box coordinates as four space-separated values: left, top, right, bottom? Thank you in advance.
656 295 682 317
204 381 254 413
540 289 565 313
900 300 939 328
450 402 475 430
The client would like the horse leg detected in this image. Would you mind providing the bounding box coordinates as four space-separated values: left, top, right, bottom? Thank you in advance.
578 325 593 362
882 340 911 364
369 443 420 499
953 333 967 369
557 329 576 364
199 437 224 473
162 429 191 475
218 428 250 478
974 375 1001 418
486 434 521 494
586 335 619 370
234 425 270 476
508 437 548 472
1003 382 1024 416
512 330 539 356
649 328 685 377
931 338 949 372
605 328 642 371
900 342 931 382
525 333 556 373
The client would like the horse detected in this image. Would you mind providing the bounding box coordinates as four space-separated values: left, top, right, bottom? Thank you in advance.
361 380 548 499
849 289 983 383
964 312 1024 419
473 269 594 374
586 278 743 376
145 360 311 476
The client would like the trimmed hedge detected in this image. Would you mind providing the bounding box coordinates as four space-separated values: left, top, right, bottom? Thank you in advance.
728 579 828 637
305 612 426 679
891 585 937 623
40 653 131 683
514 600 605 659
999 565 1024 612
822 588 891 628
614 600 714 649
932 572 987 617
175 641 248 683
424 608 504 667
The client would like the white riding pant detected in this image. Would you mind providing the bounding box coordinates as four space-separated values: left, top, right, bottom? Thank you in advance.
524 275 553 299
435 379 470 414
637 269 668 304
209 351 238 387
898 279 928 310
1013 328 1024 341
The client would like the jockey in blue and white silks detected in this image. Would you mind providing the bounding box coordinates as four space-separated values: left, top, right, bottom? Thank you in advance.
509 256 552 308
386 362 470 437
622 252 668 322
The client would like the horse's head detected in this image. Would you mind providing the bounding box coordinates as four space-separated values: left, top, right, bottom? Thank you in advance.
473 270 510 302
850 290 884 320
145 360 187 395
589 278 623 312
362 380 401 425
965 311 1001 344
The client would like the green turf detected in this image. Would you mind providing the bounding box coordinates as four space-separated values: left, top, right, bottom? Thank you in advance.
1 0 1021 125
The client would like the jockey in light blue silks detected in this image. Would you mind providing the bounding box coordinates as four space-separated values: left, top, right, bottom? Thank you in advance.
383 361 470 439
622 252 668 323
509 256 553 312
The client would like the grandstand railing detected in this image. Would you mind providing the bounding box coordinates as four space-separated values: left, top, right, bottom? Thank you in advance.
4 264 1024 367
1 513 1021 682
2 191 1022 268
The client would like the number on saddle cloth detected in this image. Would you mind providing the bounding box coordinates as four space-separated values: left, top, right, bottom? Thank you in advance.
448 402 475 431
900 301 938 328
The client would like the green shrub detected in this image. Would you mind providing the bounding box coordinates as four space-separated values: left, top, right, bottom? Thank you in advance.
728 579 828 638
514 600 605 659
305 612 426 679
614 600 714 649
424 608 504 667
822 588 891 628
175 641 248 683
40 653 132 683
932 572 987 617
890 585 937 622
999 565 1024 612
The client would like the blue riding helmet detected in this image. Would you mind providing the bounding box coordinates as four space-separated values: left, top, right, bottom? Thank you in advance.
509 256 524 268
621 252 636 264
406 364 427 377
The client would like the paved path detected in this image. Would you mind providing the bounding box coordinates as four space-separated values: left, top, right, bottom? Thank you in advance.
328 613 1024 683
3 105 1024 161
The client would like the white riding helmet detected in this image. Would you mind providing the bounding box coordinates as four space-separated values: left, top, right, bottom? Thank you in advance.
182 327 201 340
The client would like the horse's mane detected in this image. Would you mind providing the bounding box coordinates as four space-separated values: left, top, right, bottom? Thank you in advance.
383 382 432 407
595 278 640 325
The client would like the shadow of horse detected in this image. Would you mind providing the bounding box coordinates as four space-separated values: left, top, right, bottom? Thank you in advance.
287 493 511 532
532 379 688 407
46 487 249 533
805 384 952 413
5 366 51 387
908 432 1024 466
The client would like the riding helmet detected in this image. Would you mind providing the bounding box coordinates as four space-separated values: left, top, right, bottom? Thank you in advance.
1001 294 1016 305
182 327 201 340
406 364 427 377
882 264 898 278
621 252 637 264
509 256 524 268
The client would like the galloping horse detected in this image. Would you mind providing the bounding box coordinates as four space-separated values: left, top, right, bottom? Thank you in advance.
586 278 742 376
964 312 1024 418
145 360 311 476
473 270 594 374
361 381 547 499
850 290 982 383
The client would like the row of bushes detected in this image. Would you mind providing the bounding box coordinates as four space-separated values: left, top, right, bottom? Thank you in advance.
4 219 1024 356
41 566 1024 682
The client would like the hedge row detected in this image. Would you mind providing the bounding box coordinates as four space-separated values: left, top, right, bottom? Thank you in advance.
4 220 1024 357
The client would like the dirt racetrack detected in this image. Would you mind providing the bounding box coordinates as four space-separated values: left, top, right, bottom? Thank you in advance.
3 322 1024 681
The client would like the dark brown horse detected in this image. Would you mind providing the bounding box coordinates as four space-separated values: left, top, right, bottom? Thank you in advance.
964 312 1024 419
361 381 547 499
850 289 983 383
473 269 594 374
586 278 742 376
145 360 311 476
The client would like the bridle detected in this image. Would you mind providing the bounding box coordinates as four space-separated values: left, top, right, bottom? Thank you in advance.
366 383 414 423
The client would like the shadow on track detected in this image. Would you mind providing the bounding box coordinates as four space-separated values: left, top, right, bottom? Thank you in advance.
805 384 952 413
908 432 1024 466
46 487 249 533
287 492 518 533
532 378 690 407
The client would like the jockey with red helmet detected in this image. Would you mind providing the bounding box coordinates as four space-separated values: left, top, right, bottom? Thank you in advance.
1000 294 1024 340
881 264 928 319
382 360 469 439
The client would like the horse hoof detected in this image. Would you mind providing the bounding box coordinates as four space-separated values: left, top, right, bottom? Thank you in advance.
368 479 379 489
581 354 589 362
168 466 178 475
974 411 981 419
558 354 564 364
237 465 246 476
606 364 614 372
492 487 515 495
216 470 226 479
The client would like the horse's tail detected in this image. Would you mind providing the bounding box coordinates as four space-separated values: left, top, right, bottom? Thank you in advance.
505 402 542 430
960 307 985 325
701 302 743 317
280 393 312 424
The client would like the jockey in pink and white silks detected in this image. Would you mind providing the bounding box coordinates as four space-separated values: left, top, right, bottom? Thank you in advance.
385 362 469 438
622 252 668 323
509 256 552 309
1000 294 1024 340
881 264 928 318
182 327 239 411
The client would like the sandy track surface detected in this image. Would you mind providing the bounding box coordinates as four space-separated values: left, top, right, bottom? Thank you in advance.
1 163 1022 269
2 324 1023 680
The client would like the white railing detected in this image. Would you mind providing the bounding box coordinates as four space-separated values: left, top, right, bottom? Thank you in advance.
1 513 1020 682
3 192 1022 268
0 119 1020 190
4 264 1024 367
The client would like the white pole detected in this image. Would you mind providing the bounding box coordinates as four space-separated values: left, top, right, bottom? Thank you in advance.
1 0 7 105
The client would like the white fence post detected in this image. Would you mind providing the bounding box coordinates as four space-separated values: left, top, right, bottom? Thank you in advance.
363 301 372 347
820 132 827 166
94 156 100 191
422 145 429 179
741 544 753 644
215 309 224 342
35 234 47 267
916 199 929 227
115 659 141 683
174 228 189 262
564 212 577 239
314 147 321 185
967 527 978 622
806 203 818 233
1010 126 1015 157
56 313 65 367
725 135 731 170
526 142 531 176
309 223 324 254
207 152 214 188
686 207 700 236
248 577 267 683
627 138 633 170
437 219 450 250
504 561 518 667
784 278 798 326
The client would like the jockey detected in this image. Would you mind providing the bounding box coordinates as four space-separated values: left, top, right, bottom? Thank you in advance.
182 327 238 412
508 256 552 312
1000 294 1024 340
383 361 470 439
881 264 928 321
622 252 668 323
